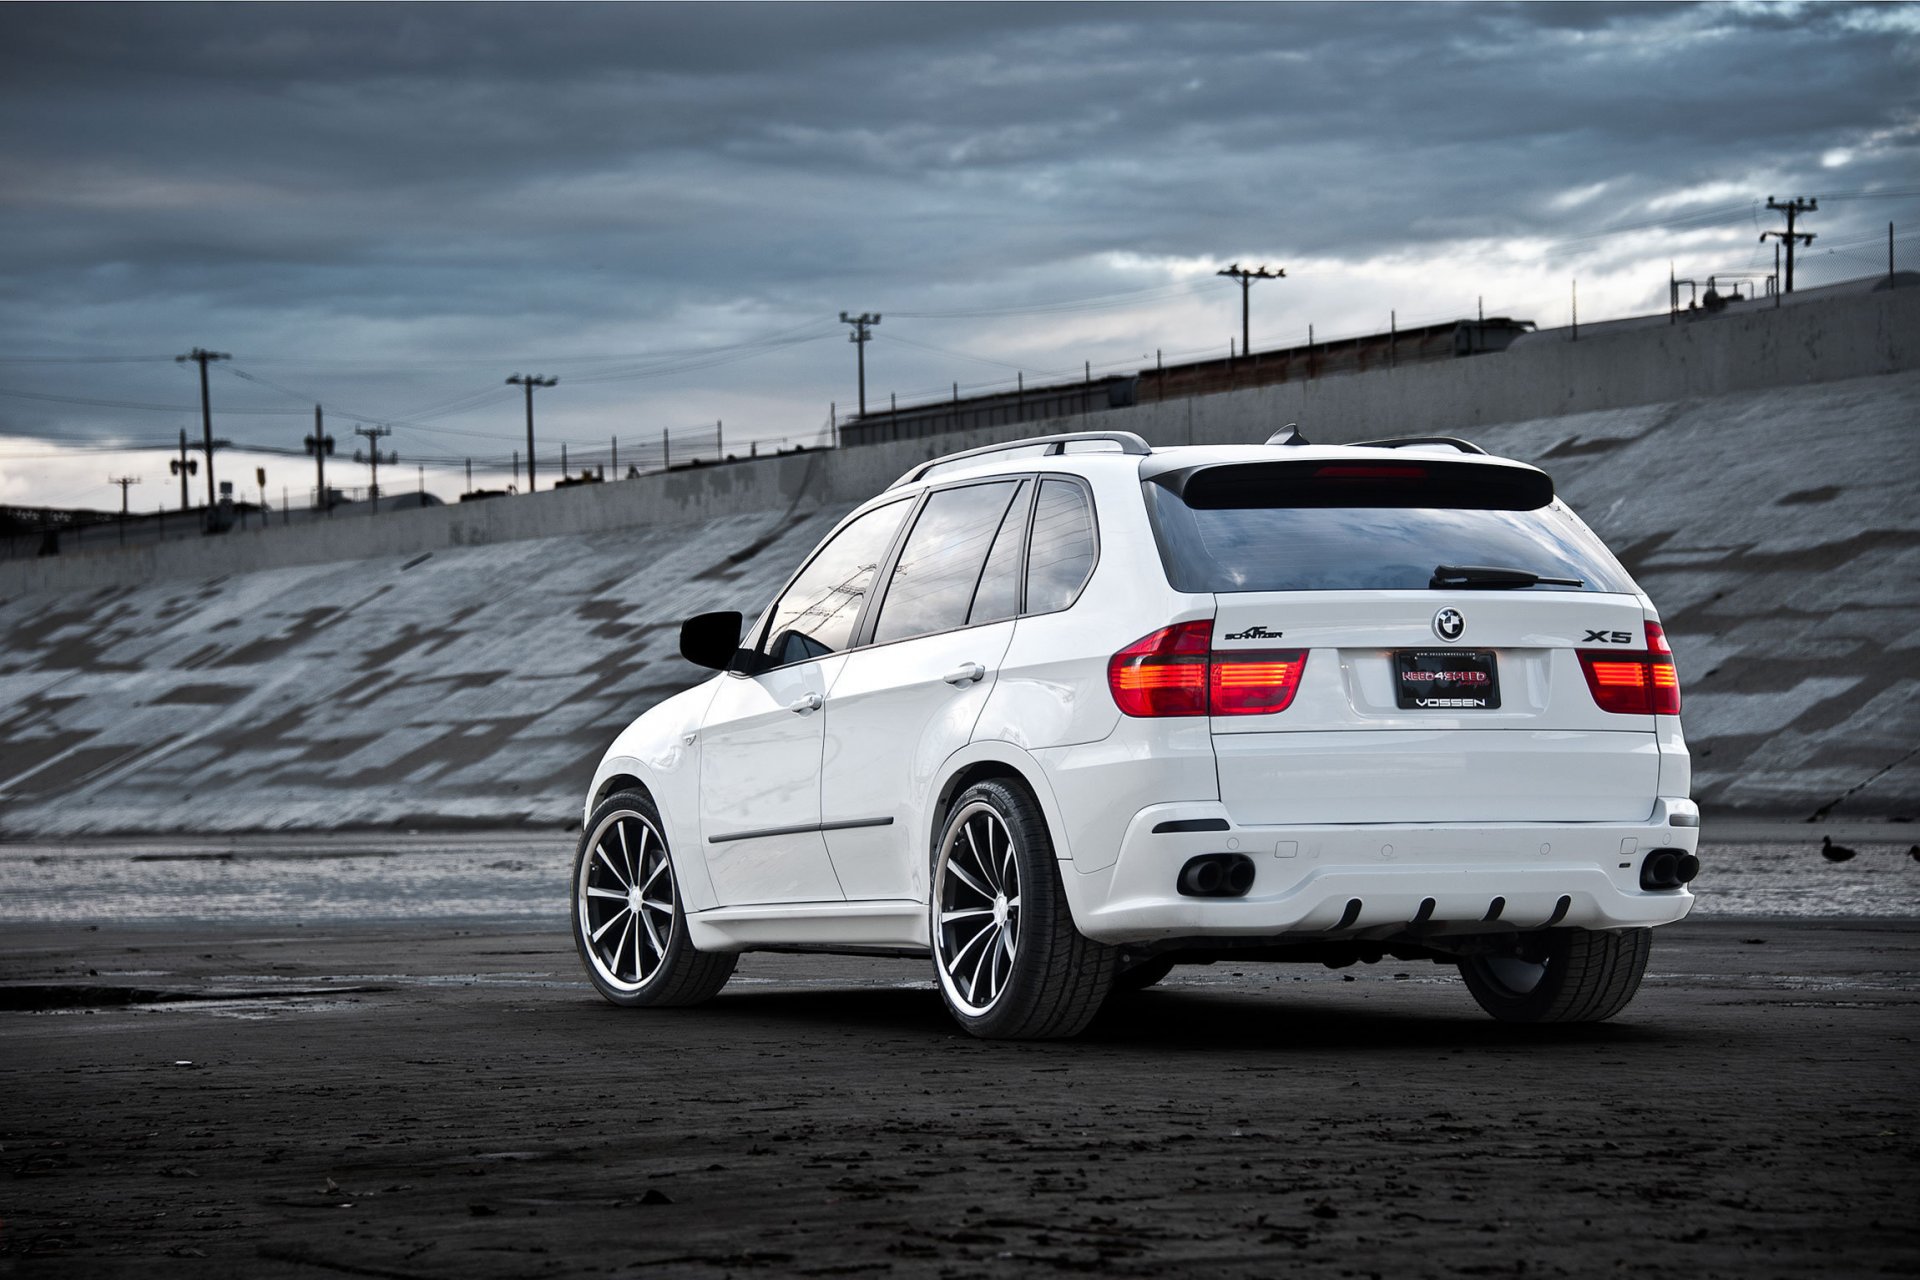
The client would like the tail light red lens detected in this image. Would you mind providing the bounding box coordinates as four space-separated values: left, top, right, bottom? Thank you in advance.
1109 621 1211 717
1578 622 1680 716
1210 652 1308 715
1109 621 1308 717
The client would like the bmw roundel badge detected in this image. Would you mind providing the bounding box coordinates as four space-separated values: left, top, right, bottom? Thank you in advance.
1433 607 1465 641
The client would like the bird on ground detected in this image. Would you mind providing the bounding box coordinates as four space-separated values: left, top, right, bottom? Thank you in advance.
1821 836 1856 863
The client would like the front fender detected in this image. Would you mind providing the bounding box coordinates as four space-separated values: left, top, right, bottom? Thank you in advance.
584 678 723 913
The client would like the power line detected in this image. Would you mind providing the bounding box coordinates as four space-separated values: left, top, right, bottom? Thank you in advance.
0 355 178 365
888 276 1230 320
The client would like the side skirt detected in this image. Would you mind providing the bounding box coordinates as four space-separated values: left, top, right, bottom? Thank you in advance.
685 899 930 954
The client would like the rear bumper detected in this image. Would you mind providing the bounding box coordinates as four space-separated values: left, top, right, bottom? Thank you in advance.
1064 796 1699 945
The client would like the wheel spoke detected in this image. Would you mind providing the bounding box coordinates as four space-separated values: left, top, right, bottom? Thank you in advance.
967 818 1001 894
639 907 666 960
591 907 629 944
612 913 635 979
946 858 993 902
966 925 996 1002
586 886 627 901
594 843 630 889
617 821 636 885
641 858 669 893
944 916 995 976
941 907 992 925
992 918 1017 1001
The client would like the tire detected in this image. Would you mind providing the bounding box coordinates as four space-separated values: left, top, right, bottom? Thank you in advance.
930 779 1116 1039
1113 953 1178 994
1458 927 1651 1024
572 790 736 1008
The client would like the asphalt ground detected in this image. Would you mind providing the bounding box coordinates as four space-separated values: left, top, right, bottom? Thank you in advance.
2 913 1916 1279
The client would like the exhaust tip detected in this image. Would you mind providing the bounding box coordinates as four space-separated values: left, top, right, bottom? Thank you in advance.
1224 858 1256 896
1178 854 1255 899
1640 847 1697 891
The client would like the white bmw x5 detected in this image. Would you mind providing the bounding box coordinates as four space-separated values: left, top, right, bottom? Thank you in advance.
574 429 1698 1039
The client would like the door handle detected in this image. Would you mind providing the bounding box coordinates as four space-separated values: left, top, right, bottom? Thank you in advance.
787 692 823 714
943 663 987 686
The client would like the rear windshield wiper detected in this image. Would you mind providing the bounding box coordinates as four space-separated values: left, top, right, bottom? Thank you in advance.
1431 564 1585 590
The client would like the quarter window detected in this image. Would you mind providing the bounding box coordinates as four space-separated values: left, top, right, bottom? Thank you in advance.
966 480 1030 626
873 481 1022 645
759 499 911 664
1023 479 1096 615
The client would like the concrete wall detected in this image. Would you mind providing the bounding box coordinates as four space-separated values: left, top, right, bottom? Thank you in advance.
5 283 1915 601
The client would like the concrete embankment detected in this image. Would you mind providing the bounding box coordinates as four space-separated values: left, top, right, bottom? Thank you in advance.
1 290 1915 832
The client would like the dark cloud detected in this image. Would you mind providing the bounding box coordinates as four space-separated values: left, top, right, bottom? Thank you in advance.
0 1 1914 498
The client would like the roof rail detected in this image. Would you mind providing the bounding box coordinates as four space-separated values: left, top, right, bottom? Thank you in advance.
1346 435 1488 455
890 430 1153 488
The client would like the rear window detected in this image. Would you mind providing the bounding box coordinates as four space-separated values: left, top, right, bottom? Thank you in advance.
1144 464 1635 594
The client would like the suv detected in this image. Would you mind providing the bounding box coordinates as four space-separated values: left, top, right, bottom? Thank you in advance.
573 429 1698 1039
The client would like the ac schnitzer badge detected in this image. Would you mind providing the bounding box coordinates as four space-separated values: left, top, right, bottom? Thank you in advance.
1432 607 1466 641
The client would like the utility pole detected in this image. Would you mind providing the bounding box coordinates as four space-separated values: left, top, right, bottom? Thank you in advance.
1215 263 1285 360
1759 196 1817 294
353 425 396 513
169 428 198 511
110 475 140 545
839 312 880 416
175 347 229 506
506 374 557 492
304 405 335 514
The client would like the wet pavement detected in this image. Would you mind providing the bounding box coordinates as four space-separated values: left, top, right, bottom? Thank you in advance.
2 915 1916 1278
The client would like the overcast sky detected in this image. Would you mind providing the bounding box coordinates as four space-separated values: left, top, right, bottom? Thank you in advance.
1 1 1915 509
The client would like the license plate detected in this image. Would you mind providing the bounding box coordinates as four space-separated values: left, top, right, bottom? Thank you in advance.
1394 650 1501 710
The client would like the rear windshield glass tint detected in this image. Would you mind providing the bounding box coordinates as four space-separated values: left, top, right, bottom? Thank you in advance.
1144 483 1635 594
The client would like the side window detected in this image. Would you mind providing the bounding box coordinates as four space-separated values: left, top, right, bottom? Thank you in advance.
966 480 1029 626
872 481 1021 645
759 499 911 664
1023 478 1096 615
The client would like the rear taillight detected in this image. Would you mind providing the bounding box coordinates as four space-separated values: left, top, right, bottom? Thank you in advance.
1109 621 1307 717
1579 622 1680 716
1211 651 1308 715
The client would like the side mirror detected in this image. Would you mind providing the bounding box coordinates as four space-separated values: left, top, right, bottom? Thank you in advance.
680 611 743 670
